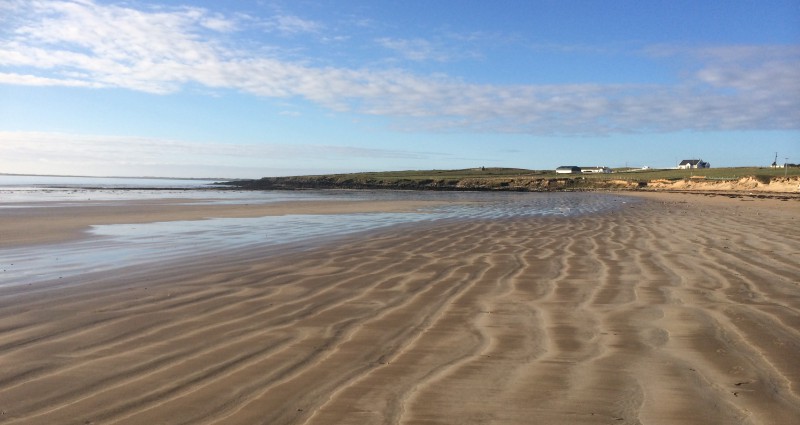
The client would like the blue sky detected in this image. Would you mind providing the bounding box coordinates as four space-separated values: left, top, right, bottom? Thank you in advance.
1 0 798 178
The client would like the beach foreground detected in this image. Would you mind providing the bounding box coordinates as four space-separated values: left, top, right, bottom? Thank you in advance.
0 193 798 424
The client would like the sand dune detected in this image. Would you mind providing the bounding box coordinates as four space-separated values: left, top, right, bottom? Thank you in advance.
0 193 798 424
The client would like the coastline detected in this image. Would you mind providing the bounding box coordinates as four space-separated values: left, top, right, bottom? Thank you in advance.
225 173 800 194
0 192 798 424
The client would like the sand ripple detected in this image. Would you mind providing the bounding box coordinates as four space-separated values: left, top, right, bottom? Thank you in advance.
0 194 798 424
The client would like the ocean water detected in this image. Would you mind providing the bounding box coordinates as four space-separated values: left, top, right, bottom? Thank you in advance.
0 181 635 287
0 174 222 188
0 175 229 204
0 175 365 205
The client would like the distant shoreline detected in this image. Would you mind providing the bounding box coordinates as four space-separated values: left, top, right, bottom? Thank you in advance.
3 169 799 196
223 171 800 196
0 173 232 181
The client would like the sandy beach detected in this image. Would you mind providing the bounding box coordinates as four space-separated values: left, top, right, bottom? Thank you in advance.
0 192 798 424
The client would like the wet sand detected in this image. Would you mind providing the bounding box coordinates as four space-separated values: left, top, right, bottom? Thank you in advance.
0 193 798 424
0 198 442 247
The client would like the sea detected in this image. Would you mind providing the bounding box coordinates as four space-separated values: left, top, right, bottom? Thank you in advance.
0 175 634 287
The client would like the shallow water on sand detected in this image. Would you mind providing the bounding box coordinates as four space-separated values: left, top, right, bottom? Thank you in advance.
1 191 634 287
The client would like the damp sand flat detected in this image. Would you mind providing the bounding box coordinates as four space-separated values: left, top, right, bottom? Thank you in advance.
0 197 444 247
0 192 620 286
0 193 799 424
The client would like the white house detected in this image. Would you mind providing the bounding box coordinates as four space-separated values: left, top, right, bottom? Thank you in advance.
677 159 710 169
581 166 612 174
555 166 581 174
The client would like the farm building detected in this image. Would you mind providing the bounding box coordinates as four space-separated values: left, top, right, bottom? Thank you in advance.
581 166 612 174
555 166 581 174
677 159 710 169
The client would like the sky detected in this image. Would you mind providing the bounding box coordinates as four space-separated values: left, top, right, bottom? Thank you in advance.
0 0 799 178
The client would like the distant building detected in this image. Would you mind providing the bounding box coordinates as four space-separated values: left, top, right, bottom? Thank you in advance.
581 166 612 174
677 159 710 169
555 166 581 174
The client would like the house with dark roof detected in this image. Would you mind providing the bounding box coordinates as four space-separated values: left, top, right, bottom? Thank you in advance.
677 159 710 169
555 166 581 174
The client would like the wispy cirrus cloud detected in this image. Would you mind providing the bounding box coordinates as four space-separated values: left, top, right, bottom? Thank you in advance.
1 1 798 135
0 71 103 87
261 14 323 34
376 37 478 62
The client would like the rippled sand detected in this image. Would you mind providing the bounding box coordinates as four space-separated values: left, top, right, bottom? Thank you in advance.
0 193 798 424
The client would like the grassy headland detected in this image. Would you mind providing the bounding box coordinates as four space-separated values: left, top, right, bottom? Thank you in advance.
225 167 800 193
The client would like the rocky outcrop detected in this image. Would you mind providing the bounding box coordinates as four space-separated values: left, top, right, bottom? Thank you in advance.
226 175 648 192
229 176 462 190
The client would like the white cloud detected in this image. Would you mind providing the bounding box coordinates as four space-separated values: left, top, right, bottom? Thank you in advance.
0 1 798 135
200 14 239 32
262 14 322 34
0 71 102 87
377 37 459 62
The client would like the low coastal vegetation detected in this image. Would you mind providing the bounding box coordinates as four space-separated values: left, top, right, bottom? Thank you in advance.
225 167 800 193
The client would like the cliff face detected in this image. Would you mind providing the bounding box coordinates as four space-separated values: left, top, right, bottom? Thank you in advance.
646 176 800 193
